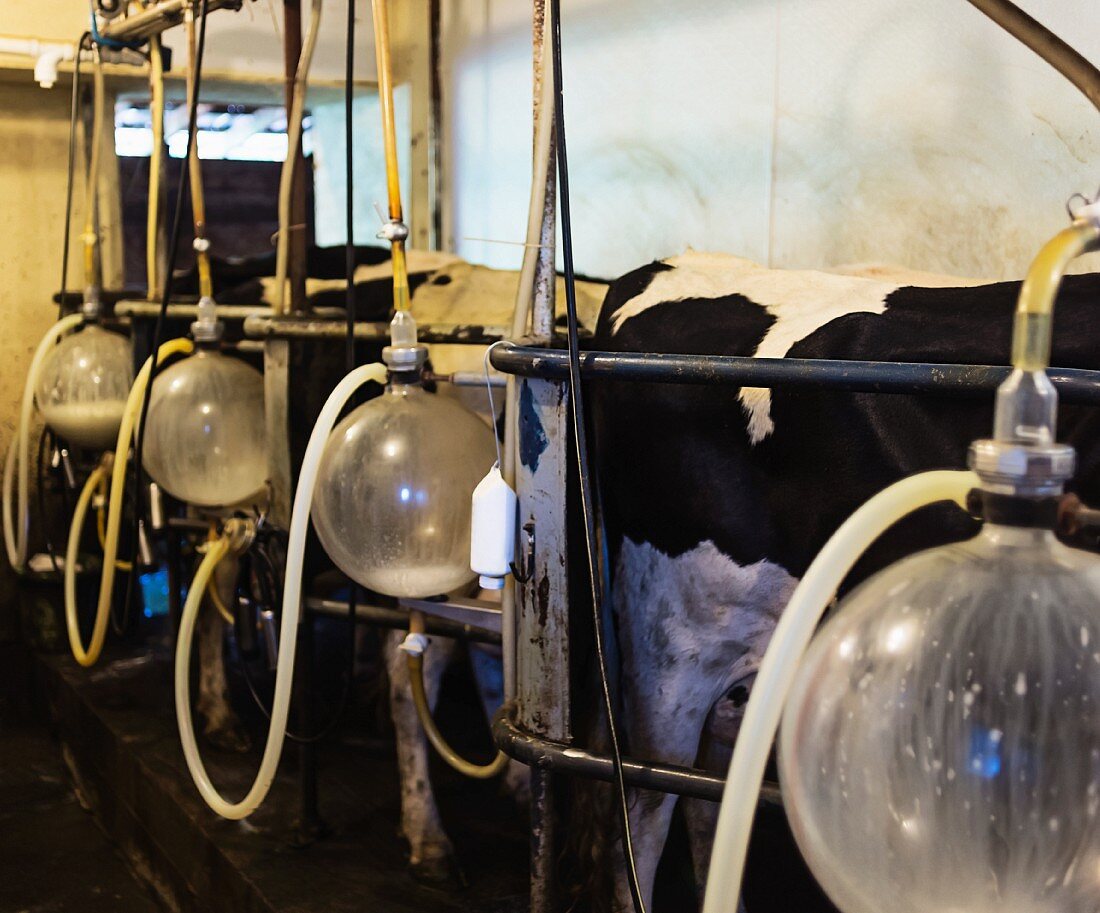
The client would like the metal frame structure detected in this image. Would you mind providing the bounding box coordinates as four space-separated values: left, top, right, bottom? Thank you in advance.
488 339 1100 912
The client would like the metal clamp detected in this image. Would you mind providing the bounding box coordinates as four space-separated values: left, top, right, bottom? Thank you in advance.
510 519 536 585
377 218 409 243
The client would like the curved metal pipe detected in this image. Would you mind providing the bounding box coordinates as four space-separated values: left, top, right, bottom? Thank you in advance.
965 0 1100 113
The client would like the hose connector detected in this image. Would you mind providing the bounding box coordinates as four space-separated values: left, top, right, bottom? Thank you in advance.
222 517 257 556
190 295 223 344
81 286 102 322
968 438 1075 497
377 218 409 243
398 631 429 657
969 194 1100 499
382 309 427 374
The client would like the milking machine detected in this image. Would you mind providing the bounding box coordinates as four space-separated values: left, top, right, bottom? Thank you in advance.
60 0 267 667
173 0 521 819
700 200 1100 913
3 44 133 578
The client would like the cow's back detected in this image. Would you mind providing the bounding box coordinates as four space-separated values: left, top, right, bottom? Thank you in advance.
593 252 1100 581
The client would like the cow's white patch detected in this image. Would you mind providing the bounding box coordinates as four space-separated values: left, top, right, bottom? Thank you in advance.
608 251 902 444
610 536 797 909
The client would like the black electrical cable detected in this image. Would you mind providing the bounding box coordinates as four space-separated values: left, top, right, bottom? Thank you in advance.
548 2 647 911
58 33 92 318
118 0 210 631
232 540 353 744
344 0 357 376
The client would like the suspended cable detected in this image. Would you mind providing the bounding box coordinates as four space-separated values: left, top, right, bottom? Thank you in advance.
548 0 647 909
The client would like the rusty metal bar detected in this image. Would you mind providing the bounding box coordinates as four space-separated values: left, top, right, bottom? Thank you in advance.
243 314 508 344
490 342 1100 405
965 0 1100 113
494 707 784 807
305 596 502 645
397 596 502 635
97 0 245 42
116 299 269 320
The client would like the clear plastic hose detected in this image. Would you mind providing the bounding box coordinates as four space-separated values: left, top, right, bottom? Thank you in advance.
273 0 323 314
701 470 977 913
175 362 387 819
64 337 194 667
3 313 85 571
371 0 410 315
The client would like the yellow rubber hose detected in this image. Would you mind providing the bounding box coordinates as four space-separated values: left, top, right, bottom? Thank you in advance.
1011 217 1100 372
65 461 109 662
205 524 234 624
93 471 132 572
370 0 410 315
147 36 165 299
64 337 194 667
184 7 213 301
405 611 509 779
81 45 105 292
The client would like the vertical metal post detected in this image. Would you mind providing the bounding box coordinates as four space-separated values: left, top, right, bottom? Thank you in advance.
529 766 557 913
283 0 309 312
263 339 293 529
292 611 324 843
515 376 570 741
531 0 556 342
516 371 569 913
520 4 565 909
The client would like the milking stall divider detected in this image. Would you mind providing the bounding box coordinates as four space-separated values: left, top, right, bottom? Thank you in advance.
98 0 1100 910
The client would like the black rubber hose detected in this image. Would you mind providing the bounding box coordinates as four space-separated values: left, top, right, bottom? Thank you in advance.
965 0 1100 113
548 1 647 910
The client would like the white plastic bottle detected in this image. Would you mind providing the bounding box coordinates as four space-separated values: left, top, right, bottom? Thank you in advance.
470 465 517 590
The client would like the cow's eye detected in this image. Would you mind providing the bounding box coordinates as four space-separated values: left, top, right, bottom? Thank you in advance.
727 684 750 708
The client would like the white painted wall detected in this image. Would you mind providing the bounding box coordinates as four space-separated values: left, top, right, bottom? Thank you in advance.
311 86 412 247
441 0 1099 281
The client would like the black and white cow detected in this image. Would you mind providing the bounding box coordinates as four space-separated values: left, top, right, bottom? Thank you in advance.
589 251 1100 911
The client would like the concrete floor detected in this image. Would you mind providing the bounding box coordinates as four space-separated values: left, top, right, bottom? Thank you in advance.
37 640 529 913
0 724 164 912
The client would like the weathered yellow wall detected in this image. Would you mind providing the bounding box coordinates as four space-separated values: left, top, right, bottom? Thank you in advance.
0 72 121 629
1 0 89 43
